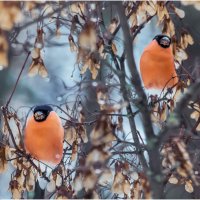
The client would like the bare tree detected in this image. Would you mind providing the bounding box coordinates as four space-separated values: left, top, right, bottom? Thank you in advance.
0 1 200 199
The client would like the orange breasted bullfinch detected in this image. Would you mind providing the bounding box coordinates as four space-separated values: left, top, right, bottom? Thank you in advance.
140 34 178 89
24 105 64 165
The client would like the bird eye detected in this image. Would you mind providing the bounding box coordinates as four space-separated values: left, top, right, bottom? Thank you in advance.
34 111 46 121
160 36 170 47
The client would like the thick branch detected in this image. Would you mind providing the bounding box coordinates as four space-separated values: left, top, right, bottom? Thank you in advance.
117 54 148 170
116 3 164 198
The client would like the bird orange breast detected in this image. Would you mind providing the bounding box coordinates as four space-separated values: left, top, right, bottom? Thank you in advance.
24 111 64 164
140 40 178 89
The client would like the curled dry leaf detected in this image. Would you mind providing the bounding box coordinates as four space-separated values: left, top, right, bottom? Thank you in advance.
111 42 117 55
38 61 48 78
28 57 48 78
70 2 85 15
55 174 62 187
136 3 148 24
129 13 137 28
83 171 97 191
89 61 100 80
112 171 131 196
108 18 118 34
35 29 44 49
160 102 168 122
187 34 194 45
174 7 185 19
10 156 19 169
162 19 175 36
26 169 36 192
31 48 40 59
65 127 77 145
180 32 194 49
185 180 194 193
0 51 8 70
0 2 23 31
140 175 152 199
145 1 157 16
78 126 88 143
15 169 25 189
0 34 9 69
24 2 36 11
196 123 200 131
98 42 106 59
173 81 187 103
117 116 123 131
9 180 23 199
43 4 54 15
175 48 188 66
73 173 83 194
190 104 200 122
51 169 63 188
0 145 9 173
130 172 139 180
78 23 97 52
1 115 9 135
162 138 198 185
151 104 160 123
162 157 170 168
90 117 115 146
80 58 90 75
123 180 131 196
68 34 77 52
28 29 48 78
71 140 78 161
80 57 100 80
92 191 99 199
157 3 169 22
86 148 110 166
181 1 200 11
177 167 188 178
131 180 141 199
47 180 56 193
97 90 108 108
98 170 113 186
168 175 178 184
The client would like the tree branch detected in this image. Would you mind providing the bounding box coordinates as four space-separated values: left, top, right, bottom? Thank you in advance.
6 51 31 108
116 2 164 198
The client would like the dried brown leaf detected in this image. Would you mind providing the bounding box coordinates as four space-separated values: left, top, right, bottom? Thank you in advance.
185 180 194 193
168 175 178 184
0 145 8 173
174 7 185 18
108 18 118 34
98 170 113 186
65 127 77 145
111 42 117 55
83 171 97 191
71 140 78 161
86 149 109 166
73 173 83 193
47 180 56 193
31 48 40 59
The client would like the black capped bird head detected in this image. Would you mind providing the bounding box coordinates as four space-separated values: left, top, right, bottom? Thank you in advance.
33 105 53 122
153 34 171 48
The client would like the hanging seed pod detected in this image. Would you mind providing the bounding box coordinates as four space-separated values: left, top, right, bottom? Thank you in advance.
35 29 44 49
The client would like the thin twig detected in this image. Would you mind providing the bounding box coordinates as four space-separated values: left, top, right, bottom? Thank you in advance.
1 106 21 152
6 51 31 108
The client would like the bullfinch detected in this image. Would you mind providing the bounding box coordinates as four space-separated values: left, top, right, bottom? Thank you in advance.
140 34 178 89
24 105 64 165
